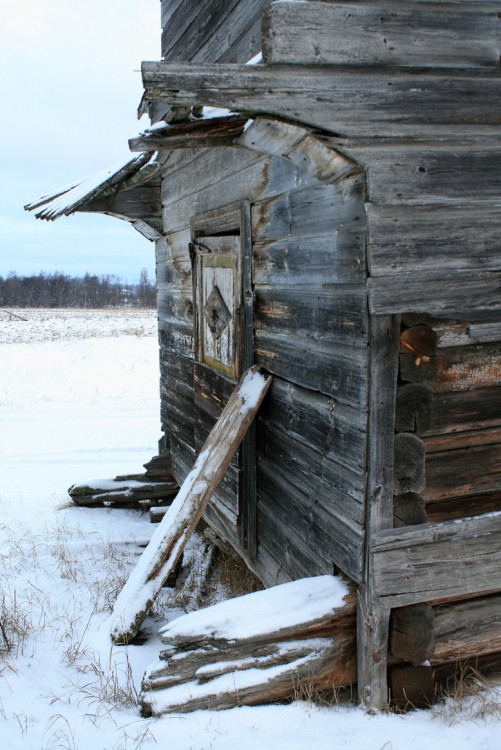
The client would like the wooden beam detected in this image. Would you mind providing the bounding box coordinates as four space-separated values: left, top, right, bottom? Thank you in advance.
109 366 272 644
129 115 248 152
371 513 501 607
357 315 400 710
262 2 501 70
141 62 501 138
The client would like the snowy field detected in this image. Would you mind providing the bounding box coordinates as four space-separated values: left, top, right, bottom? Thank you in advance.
1 308 500 749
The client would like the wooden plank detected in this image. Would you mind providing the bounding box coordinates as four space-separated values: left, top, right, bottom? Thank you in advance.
252 176 366 243
255 334 369 408
367 204 501 277
371 513 501 607
253 233 366 287
356 146 501 204
141 62 501 138
262 2 501 70
110 367 272 643
129 116 248 152
254 285 369 348
358 315 400 709
369 270 501 318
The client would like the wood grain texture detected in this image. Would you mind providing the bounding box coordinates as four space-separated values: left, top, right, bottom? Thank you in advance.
369 270 501 318
358 315 400 709
372 513 501 606
367 204 501 276
142 62 501 138
262 2 501 69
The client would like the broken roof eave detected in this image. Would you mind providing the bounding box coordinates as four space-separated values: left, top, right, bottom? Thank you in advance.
25 151 159 222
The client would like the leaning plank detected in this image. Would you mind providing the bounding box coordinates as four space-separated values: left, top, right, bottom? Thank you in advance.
371 512 501 607
109 366 272 643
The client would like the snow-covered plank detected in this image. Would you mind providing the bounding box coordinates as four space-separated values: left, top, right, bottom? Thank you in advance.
110 365 272 644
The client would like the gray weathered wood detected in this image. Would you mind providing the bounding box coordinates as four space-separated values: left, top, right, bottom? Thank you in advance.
141 62 501 138
110 366 272 643
393 433 426 495
395 383 432 434
358 315 400 709
393 492 427 528
262 2 501 70
367 204 501 276
372 513 501 607
432 594 501 663
389 604 435 666
369 270 501 317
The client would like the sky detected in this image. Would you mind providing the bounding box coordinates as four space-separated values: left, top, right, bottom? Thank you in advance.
0 0 161 283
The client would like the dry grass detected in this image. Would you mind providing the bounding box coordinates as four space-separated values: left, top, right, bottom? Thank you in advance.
432 665 501 724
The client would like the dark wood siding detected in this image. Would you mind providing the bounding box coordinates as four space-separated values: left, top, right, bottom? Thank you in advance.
158 143 369 586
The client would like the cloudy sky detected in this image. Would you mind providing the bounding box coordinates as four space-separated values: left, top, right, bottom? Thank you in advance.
0 0 160 283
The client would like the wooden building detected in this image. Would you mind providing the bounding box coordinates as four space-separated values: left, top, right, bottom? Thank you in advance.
27 1 501 709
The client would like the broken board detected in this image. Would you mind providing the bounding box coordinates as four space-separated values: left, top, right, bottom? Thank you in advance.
110 366 272 644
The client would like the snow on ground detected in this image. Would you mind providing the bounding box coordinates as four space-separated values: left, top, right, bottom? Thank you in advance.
1 309 500 750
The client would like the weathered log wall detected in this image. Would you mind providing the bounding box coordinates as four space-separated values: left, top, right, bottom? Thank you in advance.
157 143 369 586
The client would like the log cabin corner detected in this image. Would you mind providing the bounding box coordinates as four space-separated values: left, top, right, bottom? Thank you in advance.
26 1 501 710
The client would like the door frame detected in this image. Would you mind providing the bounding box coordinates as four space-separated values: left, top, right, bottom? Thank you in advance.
190 201 257 558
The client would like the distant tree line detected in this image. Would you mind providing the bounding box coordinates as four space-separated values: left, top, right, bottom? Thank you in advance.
0 269 156 308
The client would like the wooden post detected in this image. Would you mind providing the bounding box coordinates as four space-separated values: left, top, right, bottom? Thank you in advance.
357 314 400 709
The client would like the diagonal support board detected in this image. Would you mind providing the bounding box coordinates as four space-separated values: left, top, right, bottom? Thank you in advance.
110 366 272 644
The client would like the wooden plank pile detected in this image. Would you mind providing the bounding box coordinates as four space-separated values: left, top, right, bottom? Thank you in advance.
68 452 178 509
139 575 356 715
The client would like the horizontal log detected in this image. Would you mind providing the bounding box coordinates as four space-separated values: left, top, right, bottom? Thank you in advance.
388 664 434 709
141 62 501 138
424 443 501 503
427 343 501 393
423 387 501 437
426 491 501 524
371 512 501 607
369 270 501 318
432 594 501 664
262 2 501 70
68 478 178 508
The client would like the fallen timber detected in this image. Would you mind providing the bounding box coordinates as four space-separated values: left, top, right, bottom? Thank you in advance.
140 576 356 715
68 451 178 509
110 366 272 644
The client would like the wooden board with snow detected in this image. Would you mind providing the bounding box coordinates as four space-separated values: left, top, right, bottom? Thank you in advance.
139 575 356 715
110 365 272 644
